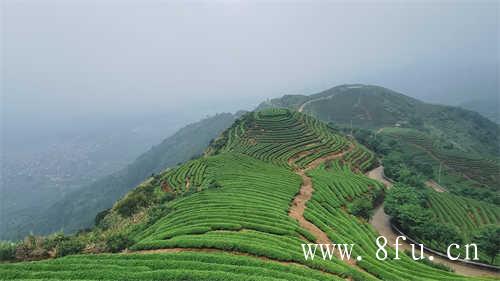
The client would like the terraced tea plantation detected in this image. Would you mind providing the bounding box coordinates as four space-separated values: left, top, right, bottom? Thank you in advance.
344 143 376 172
382 127 500 188
424 191 500 264
212 109 351 168
428 192 500 237
0 252 337 281
159 158 209 193
0 109 495 281
304 162 487 280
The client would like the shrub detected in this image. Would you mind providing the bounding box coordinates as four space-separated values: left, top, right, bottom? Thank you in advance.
348 197 373 220
56 239 85 257
106 234 133 253
474 225 500 264
115 193 149 217
43 232 66 251
0 242 17 261
95 208 111 226
146 205 172 225
14 235 49 261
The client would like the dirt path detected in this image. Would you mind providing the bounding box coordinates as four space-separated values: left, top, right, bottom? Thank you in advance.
288 169 332 245
288 145 359 267
298 95 335 113
128 147 358 280
367 166 498 277
366 166 392 187
425 180 446 192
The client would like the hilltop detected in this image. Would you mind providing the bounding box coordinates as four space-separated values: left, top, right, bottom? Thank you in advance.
258 85 500 202
258 84 500 156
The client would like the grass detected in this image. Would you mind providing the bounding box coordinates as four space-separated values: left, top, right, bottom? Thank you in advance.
0 252 339 281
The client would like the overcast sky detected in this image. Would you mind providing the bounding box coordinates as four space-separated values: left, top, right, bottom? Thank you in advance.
2 0 499 129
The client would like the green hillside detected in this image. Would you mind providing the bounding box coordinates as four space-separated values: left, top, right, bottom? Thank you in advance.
427 192 500 242
258 84 500 156
0 252 338 281
385 184 500 265
381 127 499 191
0 113 238 240
259 84 499 208
460 99 500 124
1 109 494 280
6 84 497 243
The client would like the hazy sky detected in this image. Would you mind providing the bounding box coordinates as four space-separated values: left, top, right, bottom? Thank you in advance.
2 0 499 128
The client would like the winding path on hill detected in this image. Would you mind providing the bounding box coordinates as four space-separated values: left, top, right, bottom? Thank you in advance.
298 95 334 113
288 144 363 270
129 147 360 280
425 179 446 192
129 144 496 278
367 166 498 277
130 146 361 280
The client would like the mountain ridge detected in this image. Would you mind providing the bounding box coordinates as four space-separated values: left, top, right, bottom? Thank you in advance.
259 84 499 156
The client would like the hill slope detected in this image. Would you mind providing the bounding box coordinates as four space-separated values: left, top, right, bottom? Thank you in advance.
258 84 500 156
3 109 493 280
0 113 238 240
460 99 500 124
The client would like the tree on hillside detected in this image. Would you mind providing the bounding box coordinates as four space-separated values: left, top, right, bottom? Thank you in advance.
348 198 373 220
474 225 500 264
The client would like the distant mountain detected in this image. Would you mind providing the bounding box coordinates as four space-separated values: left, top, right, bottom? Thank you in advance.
258 84 500 157
459 99 500 124
0 113 238 240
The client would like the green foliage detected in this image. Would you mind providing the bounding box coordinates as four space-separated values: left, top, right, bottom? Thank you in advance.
473 225 500 264
132 153 304 243
115 193 149 217
208 109 351 169
145 204 172 227
384 185 465 252
159 158 209 193
268 84 499 156
42 232 67 251
14 235 50 261
0 241 17 261
344 143 376 172
56 238 85 257
0 252 339 281
403 250 453 272
105 234 133 253
95 208 111 226
348 197 373 220
384 184 426 217
382 127 500 189
384 184 500 264
1 109 491 281
305 162 476 281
